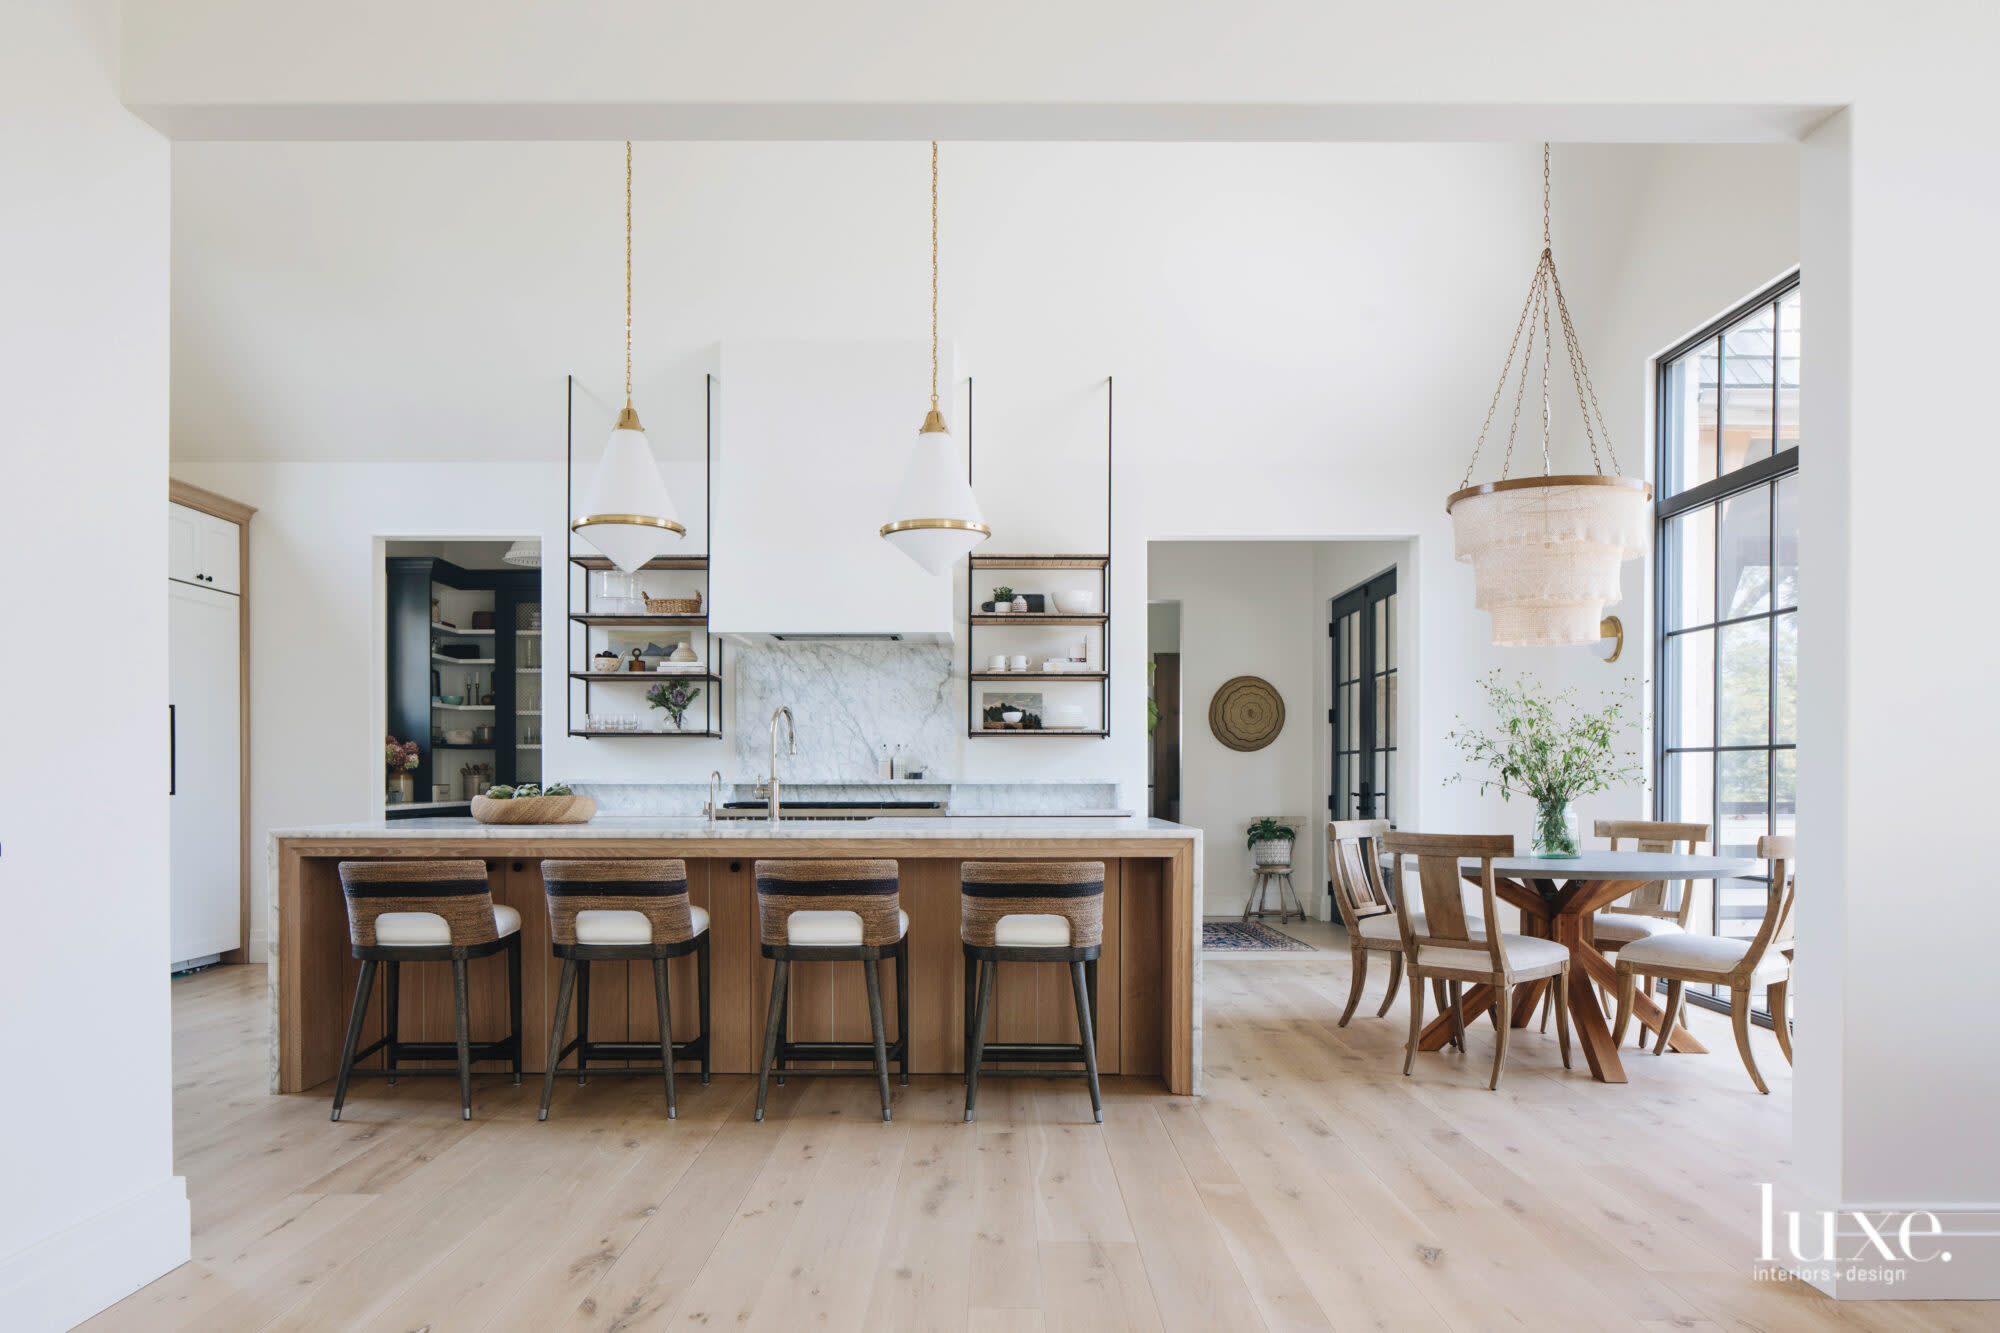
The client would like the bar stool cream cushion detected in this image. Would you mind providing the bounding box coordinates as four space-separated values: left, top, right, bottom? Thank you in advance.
1416 932 1566 972
574 904 710 946
1616 931 1791 982
1592 913 1683 943
1355 911 1484 943
373 903 522 947
786 908 910 947
992 913 1072 947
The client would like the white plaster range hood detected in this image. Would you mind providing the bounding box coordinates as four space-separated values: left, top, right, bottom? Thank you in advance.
711 340 966 642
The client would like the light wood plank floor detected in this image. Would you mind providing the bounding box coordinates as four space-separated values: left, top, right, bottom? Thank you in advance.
85 955 1994 1332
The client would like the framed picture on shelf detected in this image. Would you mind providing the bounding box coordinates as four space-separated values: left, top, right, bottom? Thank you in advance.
980 691 1044 730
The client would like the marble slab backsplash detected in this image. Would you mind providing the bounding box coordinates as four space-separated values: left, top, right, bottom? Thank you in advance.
731 638 956 781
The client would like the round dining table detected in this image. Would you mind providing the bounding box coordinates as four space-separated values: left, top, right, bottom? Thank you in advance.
1387 850 1761 1083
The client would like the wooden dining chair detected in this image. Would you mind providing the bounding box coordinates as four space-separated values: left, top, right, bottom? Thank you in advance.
1612 834 1795 1094
1382 832 1571 1090
1327 820 1487 1027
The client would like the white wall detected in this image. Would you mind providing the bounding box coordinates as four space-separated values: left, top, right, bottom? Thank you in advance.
0 3 186 1328
1149 543 1321 913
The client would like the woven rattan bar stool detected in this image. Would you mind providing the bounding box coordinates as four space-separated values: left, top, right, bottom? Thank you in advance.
961 860 1104 1124
753 859 909 1122
538 859 712 1121
331 859 523 1121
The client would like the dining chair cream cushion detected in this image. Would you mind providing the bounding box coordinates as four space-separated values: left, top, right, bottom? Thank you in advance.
1616 931 1789 982
992 913 1072 947
786 908 911 947
372 903 521 947
574 903 710 946
1593 914 1684 944
1414 932 1567 973
1355 911 1484 943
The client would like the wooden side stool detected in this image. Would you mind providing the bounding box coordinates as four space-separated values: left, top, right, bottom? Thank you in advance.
538 858 712 1121
331 859 523 1121
961 860 1105 1124
752 859 909 1122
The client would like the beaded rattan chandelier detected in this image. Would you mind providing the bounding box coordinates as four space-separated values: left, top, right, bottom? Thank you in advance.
1448 145 1650 647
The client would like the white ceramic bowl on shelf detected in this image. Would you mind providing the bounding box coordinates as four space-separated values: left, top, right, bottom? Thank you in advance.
1052 589 1098 614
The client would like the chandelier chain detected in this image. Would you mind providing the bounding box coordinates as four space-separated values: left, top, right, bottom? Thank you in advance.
930 140 940 408
1460 144 1623 487
1463 250 1544 488
624 140 633 404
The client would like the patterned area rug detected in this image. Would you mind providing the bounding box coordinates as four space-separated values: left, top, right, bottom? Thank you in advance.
1202 921 1317 952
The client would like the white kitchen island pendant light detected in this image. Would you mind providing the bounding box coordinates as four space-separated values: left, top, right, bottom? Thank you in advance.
573 141 684 574
880 141 989 575
1447 145 1650 647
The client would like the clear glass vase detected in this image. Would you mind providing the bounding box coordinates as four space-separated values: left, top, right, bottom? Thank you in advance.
1531 796 1580 858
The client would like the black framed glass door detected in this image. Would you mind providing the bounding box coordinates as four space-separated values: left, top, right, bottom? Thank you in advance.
1330 569 1397 823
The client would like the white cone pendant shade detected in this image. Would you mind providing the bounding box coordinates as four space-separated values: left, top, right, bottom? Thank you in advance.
572 403 685 573
880 409 989 576
1448 476 1649 646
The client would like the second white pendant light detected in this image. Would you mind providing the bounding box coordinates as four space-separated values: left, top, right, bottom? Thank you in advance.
880 141 989 576
573 141 684 574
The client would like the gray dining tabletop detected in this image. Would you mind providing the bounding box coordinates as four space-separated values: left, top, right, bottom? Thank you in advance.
1381 850 1761 880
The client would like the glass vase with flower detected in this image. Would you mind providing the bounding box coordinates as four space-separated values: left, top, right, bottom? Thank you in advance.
1445 672 1642 858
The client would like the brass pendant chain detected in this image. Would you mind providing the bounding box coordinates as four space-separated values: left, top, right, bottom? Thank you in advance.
1459 143 1623 487
930 140 940 410
624 140 634 406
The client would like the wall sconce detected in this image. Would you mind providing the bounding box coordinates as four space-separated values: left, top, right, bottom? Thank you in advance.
1592 615 1625 664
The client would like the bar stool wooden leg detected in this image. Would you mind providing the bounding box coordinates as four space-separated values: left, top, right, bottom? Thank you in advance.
507 935 524 1086
895 943 910 1086
965 958 995 1122
653 956 677 1119
1070 960 1103 1123
451 957 473 1120
575 960 591 1085
539 958 576 1121
865 959 893 1121
330 958 377 1122
755 960 789 1123
774 975 790 1086
383 960 400 1086
697 934 713 1084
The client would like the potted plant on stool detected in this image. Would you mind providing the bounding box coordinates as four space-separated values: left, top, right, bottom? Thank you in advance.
1247 817 1296 866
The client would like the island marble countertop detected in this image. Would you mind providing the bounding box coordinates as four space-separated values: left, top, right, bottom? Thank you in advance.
272 814 1195 842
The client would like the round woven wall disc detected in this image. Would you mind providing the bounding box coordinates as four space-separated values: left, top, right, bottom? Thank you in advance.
1208 676 1285 752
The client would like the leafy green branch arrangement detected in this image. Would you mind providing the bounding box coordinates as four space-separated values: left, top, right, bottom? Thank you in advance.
1444 669 1643 812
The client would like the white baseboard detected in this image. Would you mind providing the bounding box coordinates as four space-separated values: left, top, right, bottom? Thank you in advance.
0 1177 190 1331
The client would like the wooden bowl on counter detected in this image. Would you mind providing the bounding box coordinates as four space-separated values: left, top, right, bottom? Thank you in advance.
469 794 597 825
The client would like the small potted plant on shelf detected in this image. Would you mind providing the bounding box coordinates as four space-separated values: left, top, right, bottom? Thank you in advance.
1246 817 1296 866
384 734 419 803
646 679 702 731
1445 670 1643 858
989 585 1014 613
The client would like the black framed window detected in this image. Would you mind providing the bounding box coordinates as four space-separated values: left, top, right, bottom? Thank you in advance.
1655 276 1798 1010
1329 569 1397 825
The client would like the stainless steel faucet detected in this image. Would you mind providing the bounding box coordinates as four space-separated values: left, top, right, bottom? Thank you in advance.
764 707 796 823
705 770 723 823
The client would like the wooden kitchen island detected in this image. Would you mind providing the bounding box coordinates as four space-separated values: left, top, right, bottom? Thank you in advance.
270 816 1202 1095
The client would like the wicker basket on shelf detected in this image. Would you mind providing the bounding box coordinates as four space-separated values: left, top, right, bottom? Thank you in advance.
644 590 703 615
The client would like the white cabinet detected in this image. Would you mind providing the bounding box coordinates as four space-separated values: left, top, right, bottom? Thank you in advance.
712 340 960 637
170 500 240 593
170 580 242 966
